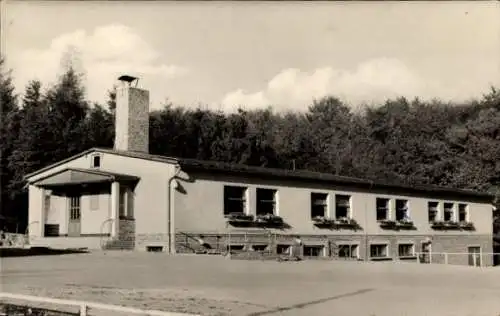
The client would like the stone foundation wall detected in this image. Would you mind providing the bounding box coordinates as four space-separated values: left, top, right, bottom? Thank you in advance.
174 232 494 266
136 233 170 252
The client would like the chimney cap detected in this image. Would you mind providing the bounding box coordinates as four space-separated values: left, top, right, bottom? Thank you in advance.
118 75 139 87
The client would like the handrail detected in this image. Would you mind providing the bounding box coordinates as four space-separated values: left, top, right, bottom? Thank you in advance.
0 292 199 316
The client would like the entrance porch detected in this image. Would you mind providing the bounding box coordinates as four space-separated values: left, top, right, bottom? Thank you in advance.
27 168 139 250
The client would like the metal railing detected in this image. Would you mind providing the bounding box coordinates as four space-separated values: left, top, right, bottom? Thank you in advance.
0 292 199 316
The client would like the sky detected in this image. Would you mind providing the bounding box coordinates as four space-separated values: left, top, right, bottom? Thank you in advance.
3 1 500 112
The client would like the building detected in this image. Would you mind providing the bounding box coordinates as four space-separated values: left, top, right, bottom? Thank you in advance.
25 78 496 266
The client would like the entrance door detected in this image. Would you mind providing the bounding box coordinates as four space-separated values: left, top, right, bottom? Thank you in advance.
68 195 81 237
468 246 481 267
420 242 431 264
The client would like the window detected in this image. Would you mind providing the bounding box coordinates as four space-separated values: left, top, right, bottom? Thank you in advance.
444 203 454 222
69 196 81 220
370 244 388 258
90 195 99 210
277 245 290 255
303 245 324 257
395 199 409 221
256 188 277 215
335 195 351 218
227 245 245 251
91 155 101 168
223 186 247 215
428 201 439 222
252 245 267 252
458 204 468 222
311 193 328 218
146 246 163 252
376 198 390 221
398 244 414 257
338 244 359 259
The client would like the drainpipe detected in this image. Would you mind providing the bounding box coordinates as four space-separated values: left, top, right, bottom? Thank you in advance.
365 181 373 261
167 165 182 254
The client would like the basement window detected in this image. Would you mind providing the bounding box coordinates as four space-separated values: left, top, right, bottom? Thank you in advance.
303 245 325 257
398 243 415 258
146 246 163 252
91 154 101 168
338 244 359 259
227 245 245 252
277 244 291 255
252 245 268 252
370 244 389 259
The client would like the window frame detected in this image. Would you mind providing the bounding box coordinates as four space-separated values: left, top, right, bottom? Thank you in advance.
223 185 248 216
443 202 455 222
303 245 325 257
337 243 359 259
335 194 351 219
91 154 101 168
370 243 389 259
395 199 410 221
397 243 415 258
256 188 278 216
428 201 439 223
376 198 390 221
310 192 329 219
458 203 469 222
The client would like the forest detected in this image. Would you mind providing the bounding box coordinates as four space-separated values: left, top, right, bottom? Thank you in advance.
0 59 499 236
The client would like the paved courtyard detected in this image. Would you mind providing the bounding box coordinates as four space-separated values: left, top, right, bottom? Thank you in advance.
1 252 499 316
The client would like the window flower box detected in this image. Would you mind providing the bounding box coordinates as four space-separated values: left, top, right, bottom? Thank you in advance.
255 214 284 225
443 221 460 228
225 213 254 226
379 219 397 229
335 217 359 228
312 216 336 226
459 221 475 230
396 218 415 229
430 220 445 229
431 220 460 230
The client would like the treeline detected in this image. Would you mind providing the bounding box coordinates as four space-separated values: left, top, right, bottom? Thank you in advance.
0 59 499 231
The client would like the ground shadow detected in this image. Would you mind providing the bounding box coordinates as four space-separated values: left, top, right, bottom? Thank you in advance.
0 247 89 258
246 288 374 316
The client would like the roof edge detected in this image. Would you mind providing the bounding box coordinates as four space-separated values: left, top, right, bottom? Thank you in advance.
24 148 179 181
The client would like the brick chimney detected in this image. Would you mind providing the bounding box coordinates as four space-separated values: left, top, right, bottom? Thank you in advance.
114 75 150 153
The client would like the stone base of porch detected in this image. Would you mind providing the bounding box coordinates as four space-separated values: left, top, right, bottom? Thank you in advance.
28 236 105 250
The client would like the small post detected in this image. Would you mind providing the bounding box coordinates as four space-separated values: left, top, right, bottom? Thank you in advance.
444 253 448 265
80 303 87 316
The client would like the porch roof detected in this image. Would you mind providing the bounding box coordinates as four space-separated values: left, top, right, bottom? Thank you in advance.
31 168 139 188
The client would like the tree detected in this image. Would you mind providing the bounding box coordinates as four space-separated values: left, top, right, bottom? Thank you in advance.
0 57 19 227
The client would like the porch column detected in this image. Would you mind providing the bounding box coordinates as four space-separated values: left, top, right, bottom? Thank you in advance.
110 181 120 237
39 188 46 237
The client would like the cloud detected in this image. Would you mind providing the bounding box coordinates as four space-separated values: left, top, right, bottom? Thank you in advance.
220 58 447 112
11 24 188 107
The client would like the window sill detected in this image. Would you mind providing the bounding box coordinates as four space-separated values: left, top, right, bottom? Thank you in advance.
398 256 418 260
370 257 393 261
